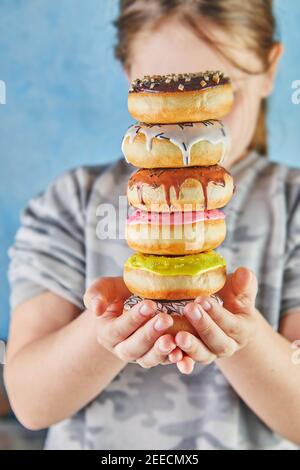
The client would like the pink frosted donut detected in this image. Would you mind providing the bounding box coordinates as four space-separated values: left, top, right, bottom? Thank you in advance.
125 209 226 255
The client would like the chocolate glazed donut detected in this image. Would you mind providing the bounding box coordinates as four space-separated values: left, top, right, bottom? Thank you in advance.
127 166 234 212
128 71 234 124
130 71 230 93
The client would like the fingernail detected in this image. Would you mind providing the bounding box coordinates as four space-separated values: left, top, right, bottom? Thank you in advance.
139 302 154 317
154 318 168 332
169 349 183 363
159 342 174 353
235 267 251 283
199 299 211 311
181 336 192 350
188 304 203 321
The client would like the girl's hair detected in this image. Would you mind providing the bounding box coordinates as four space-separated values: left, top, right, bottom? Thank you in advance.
114 0 277 155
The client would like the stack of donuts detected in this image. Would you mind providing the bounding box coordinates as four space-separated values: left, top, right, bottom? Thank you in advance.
122 72 234 333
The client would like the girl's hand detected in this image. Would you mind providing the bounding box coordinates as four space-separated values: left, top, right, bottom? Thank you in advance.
84 277 183 368
173 268 258 374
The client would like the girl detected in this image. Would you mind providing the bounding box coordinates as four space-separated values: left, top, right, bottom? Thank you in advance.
4 0 300 450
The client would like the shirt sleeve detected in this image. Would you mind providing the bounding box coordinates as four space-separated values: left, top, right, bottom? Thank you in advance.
8 169 87 312
281 187 300 316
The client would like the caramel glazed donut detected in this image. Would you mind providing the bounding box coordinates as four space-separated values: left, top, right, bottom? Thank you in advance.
127 166 234 213
123 294 223 335
123 251 227 301
122 120 230 169
128 71 234 124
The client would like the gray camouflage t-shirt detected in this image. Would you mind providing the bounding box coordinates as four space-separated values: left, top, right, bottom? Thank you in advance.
8 151 300 450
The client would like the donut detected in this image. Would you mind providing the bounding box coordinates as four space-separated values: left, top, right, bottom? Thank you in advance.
126 209 226 255
122 120 230 168
124 251 226 300
124 296 196 335
127 166 234 213
123 295 223 336
128 72 233 124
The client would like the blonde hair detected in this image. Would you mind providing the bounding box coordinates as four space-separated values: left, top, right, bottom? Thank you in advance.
114 0 277 155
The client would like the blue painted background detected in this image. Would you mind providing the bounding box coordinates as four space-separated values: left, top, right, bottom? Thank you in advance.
0 0 299 339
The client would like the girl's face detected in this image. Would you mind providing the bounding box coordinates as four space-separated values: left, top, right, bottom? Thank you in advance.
127 16 281 167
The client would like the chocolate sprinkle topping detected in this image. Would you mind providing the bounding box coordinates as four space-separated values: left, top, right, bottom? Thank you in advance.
124 294 223 314
129 71 230 94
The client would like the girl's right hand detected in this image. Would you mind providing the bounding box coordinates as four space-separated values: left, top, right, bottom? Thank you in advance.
84 277 183 368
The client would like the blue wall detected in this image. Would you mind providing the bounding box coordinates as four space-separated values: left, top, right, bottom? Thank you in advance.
0 0 300 339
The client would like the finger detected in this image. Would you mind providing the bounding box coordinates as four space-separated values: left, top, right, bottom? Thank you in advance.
137 334 176 368
84 277 130 315
160 359 173 365
100 300 157 346
184 303 238 357
168 347 183 363
176 355 195 375
195 296 249 345
113 313 173 362
175 331 216 363
102 299 126 319
218 268 257 314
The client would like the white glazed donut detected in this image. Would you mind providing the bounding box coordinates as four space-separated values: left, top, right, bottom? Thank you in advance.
122 120 230 168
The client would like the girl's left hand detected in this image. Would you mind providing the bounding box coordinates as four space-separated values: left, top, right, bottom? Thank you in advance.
171 267 258 374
